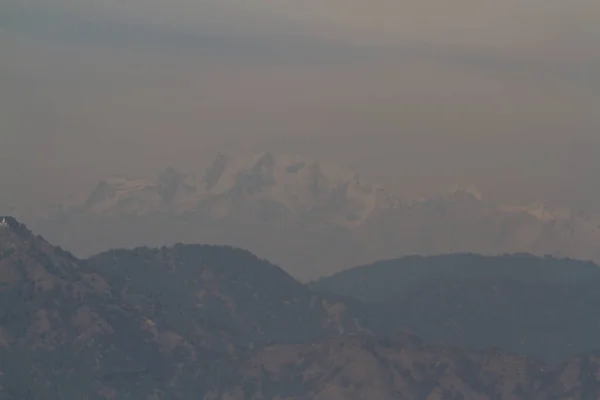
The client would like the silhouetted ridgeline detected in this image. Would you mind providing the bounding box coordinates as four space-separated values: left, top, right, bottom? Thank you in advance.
2 219 600 399
311 253 600 362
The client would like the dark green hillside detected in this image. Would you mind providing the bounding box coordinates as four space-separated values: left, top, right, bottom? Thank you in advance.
310 253 600 362
84 244 366 345
310 253 600 303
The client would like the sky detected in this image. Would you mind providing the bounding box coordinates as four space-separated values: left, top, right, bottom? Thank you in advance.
1 0 600 211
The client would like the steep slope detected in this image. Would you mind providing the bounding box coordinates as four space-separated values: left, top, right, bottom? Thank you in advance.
0 217 371 399
75 152 397 226
311 253 600 362
0 217 173 399
84 244 373 346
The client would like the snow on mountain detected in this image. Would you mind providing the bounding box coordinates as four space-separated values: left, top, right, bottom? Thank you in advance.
18 152 600 280
447 184 485 202
80 170 203 216
500 202 573 222
79 152 399 227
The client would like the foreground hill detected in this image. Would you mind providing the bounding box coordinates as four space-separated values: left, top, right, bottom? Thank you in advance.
84 245 372 346
0 217 170 399
3 218 600 399
212 334 600 400
0 217 371 399
311 253 600 362
21 152 600 281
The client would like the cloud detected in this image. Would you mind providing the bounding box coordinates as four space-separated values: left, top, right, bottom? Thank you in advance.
7 0 599 52
1 5 358 63
2 0 598 93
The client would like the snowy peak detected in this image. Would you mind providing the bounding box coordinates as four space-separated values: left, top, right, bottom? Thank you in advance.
500 202 573 222
447 184 484 202
22 156 600 279
83 175 155 214
199 152 397 226
77 153 399 226
82 169 201 215
203 152 360 194
76 152 599 231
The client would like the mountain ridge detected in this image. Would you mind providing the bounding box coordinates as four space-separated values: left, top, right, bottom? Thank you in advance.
76 152 398 226
310 253 600 362
3 218 600 399
14 152 600 281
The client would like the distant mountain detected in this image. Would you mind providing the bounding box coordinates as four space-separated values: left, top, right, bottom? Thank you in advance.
3 219 600 399
18 152 600 281
78 152 399 225
310 253 600 362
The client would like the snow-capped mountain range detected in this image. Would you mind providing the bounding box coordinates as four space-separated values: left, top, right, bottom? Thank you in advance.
19 152 600 280
78 152 400 227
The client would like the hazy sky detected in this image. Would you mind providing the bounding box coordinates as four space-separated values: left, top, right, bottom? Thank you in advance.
1 0 599 210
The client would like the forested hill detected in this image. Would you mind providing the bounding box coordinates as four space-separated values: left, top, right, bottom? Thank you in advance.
3 220 600 399
310 253 600 302
310 253 600 361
